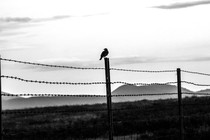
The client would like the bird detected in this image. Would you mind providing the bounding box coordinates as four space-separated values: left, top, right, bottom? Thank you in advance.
99 48 109 60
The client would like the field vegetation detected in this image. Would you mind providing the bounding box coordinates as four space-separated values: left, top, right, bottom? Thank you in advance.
2 96 210 140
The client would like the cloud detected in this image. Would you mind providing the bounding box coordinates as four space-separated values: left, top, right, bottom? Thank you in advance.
0 17 31 23
110 56 210 66
154 0 210 9
0 15 71 38
0 16 70 23
0 13 108 36
0 13 108 23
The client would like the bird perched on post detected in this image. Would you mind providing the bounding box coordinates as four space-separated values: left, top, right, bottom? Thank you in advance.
99 48 109 60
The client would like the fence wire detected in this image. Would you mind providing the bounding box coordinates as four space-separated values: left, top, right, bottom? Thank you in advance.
2 75 210 87
183 92 210 96
2 93 178 97
2 58 210 77
182 70 210 76
0 58 104 70
0 58 176 73
182 81 210 86
1 75 178 86
1 57 210 140
1 93 107 97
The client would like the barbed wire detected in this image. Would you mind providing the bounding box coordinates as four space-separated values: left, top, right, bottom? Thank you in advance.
2 58 210 77
1 75 106 85
0 75 177 86
110 68 176 73
0 58 176 73
181 81 210 86
182 92 210 96
111 81 177 86
1 93 107 97
112 93 177 97
182 70 210 76
0 58 104 70
1 93 178 97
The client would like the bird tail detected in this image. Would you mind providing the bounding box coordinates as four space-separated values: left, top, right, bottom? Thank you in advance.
99 57 102 60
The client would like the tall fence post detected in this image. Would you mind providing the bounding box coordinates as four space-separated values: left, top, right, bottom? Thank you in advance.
177 68 184 140
0 56 2 139
104 58 114 140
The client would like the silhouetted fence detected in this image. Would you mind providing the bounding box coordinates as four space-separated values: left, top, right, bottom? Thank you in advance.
1 57 210 140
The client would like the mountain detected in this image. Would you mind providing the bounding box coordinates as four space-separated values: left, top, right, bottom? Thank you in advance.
196 89 210 93
2 85 193 110
112 84 191 95
111 84 192 102
2 92 22 101
3 95 106 110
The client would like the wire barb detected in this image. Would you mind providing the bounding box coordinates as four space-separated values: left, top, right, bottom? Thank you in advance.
110 68 176 73
1 93 179 97
0 75 106 85
1 93 107 97
182 92 210 96
1 75 178 86
182 70 210 76
182 81 210 86
1 58 176 73
0 58 105 70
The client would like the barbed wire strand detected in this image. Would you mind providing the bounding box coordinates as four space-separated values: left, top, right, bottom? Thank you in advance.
112 93 177 97
182 92 210 96
181 81 210 86
182 70 210 76
110 67 176 73
1 93 107 97
2 75 210 86
2 92 210 98
2 58 210 76
0 75 177 86
0 58 176 73
1 93 177 97
0 75 106 85
0 58 104 70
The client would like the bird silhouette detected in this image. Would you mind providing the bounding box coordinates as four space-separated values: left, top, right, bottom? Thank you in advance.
99 48 109 60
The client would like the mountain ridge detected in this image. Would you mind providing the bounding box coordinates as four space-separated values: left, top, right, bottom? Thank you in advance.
2 85 209 110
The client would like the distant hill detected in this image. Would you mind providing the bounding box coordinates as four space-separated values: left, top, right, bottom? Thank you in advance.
2 85 193 110
112 84 192 102
3 96 107 110
112 84 191 95
2 92 21 101
196 89 210 93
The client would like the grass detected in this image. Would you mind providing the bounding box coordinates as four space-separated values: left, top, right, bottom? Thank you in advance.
2 96 210 140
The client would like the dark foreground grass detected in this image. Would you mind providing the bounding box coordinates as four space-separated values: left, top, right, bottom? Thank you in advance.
2 96 210 140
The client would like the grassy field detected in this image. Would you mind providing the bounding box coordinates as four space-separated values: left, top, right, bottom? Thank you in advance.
2 96 210 140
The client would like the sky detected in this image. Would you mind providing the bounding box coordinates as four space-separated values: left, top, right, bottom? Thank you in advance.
0 0 210 94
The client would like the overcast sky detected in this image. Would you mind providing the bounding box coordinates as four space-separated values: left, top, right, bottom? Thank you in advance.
1 0 210 94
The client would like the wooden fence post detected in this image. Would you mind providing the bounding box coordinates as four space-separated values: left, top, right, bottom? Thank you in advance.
0 56 2 139
177 68 184 140
104 58 114 140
